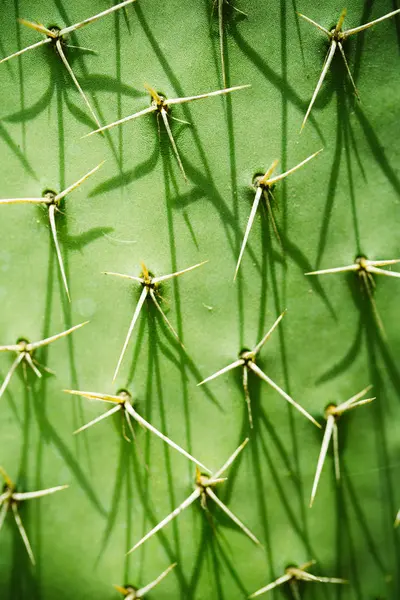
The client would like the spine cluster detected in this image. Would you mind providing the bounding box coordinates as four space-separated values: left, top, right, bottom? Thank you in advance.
0 1 399 598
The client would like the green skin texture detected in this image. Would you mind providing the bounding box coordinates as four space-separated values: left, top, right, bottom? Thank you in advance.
0 0 399 598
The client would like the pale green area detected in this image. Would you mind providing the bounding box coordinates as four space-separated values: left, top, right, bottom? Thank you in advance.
0 0 399 598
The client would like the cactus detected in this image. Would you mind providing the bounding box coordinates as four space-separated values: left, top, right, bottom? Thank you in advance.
0 0 399 599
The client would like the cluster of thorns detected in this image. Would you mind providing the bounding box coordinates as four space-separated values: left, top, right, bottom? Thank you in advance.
1 1 399 597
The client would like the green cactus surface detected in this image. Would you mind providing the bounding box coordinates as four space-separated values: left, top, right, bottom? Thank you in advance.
0 0 399 598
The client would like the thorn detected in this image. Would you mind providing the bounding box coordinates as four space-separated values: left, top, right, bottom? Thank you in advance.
0 474 68 565
235 151 320 277
0 163 102 302
127 439 251 553
54 162 104 202
83 83 249 180
125 402 211 472
344 8 400 37
2 1 137 122
249 560 346 598
112 287 148 382
197 359 245 387
205 486 261 545
310 387 375 506
0 324 87 398
135 562 177 597
55 39 102 131
299 8 400 128
26 321 89 351
300 40 337 132
59 0 138 36
82 106 157 137
249 363 321 429
109 261 206 378
395 509 400 528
